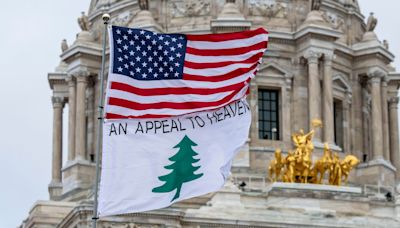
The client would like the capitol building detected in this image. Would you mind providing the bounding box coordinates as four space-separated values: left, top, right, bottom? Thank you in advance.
21 0 400 227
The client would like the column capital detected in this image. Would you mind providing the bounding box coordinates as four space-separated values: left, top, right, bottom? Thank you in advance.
368 76 381 84
304 50 322 64
389 97 399 108
52 96 65 108
323 53 335 65
65 75 76 87
367 67 386 80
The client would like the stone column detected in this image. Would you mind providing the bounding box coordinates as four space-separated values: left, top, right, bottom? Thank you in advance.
66 76 76 161
389 97 400 177
322 54 334 144
381 78 390 161
305 51 322 141
369 76 384 160
51 96 64 183
75 73 88 161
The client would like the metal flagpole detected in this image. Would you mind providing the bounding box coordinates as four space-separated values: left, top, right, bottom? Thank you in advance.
92 13 110 228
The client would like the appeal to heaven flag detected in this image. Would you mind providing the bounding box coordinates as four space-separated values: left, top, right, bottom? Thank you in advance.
98 26 268 216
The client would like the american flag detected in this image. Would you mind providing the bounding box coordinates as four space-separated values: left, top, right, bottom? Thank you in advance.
105 26 268 119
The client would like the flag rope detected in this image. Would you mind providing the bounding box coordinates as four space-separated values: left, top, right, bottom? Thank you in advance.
92 13 110 228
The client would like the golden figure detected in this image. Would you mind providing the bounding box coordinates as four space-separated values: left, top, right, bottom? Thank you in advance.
340 155 360 185
313 143 332 184
271 118 359 186
268 149 285 182
283 151 296 183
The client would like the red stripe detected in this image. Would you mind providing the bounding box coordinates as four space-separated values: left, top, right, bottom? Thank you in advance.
105 113 172 119
110 79 247 96
184 52 263 69
108 83 248 111
186 28 268 42
183 63 258 82
186 41 268 56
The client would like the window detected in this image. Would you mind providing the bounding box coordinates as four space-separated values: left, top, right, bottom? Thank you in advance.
334 99 344 148
258 89 280 140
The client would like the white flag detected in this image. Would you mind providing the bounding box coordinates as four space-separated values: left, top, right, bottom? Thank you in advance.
98 99 250 216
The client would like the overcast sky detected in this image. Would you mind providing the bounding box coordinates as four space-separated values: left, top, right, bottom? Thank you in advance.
0 1 399 227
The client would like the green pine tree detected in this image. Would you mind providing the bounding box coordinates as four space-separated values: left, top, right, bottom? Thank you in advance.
152 135 203 201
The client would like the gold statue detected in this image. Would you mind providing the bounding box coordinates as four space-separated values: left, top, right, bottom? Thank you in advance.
270 118 359 186
313 143 332 184
268 149 285 182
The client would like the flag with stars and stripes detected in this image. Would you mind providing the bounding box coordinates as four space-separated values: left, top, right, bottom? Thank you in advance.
105 26 268 119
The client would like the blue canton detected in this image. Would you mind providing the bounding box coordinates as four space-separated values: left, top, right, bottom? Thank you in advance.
112 26 187 80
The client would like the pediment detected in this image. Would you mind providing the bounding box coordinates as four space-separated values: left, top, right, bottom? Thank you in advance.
257 63 293 78
333 74 351 92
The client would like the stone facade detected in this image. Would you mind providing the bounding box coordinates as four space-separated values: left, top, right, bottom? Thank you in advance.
21 0 400 227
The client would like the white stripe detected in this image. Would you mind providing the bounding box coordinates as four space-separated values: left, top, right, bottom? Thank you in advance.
183 63 258 77
106 86 249 117
108 68 256 89
185 49 266 63
187 34 268 50
107 89 233 104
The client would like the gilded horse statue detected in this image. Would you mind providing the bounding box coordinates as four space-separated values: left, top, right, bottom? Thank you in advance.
268 149 285 182
340 155 360 185
313 143 333 184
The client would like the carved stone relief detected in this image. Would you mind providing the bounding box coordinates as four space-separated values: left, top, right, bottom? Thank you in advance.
168 0 211 31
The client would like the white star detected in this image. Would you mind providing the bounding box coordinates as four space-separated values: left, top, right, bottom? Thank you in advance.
151 40 157 45
153 51 158 56
142 62 147 67
124 55 128 59
116 39 122 44
142 51 147 56
123 45 128 50
130 71 134 76
141 40 145 45
140 30 145 35
142 73 147 78
145 34 151 39
136 46 141 51
179 36 184 40
117 66 123 72
116 29 121 34
129 40 134 45
123 35 128 40
163 61 168 66
118 57 123 62
118 48 122 53
163 50 168 55
135 67 141 72
164 41 170 46
158 56 163 61
176 53 182 58
158 35 164 40
136 56 141 62
124 63 129 68
174 72 179 77
164 73 169 77
169 56 174 61
129 51 134 56
177 43 183 48
130 61 134 66
134 34 139 40
148 68 153 73
172 37 177 42
128 29 133 34
170 47 176 52
148 56 153 62
175 62 180 67
154 62 158 67
159 67 163 72
147 45 151 50
154 73 158 78
158 45 163 50
169 66 173 72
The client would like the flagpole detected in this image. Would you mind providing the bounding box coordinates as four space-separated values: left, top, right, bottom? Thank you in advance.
92 13 110 228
